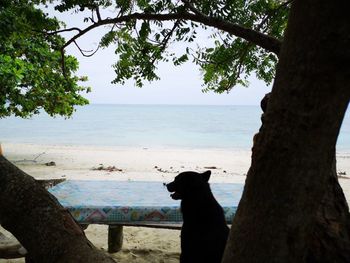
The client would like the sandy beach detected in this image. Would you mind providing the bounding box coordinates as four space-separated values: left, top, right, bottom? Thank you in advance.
1 142 350 263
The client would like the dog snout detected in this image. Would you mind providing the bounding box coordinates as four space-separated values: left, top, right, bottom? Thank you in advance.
166 182 176 192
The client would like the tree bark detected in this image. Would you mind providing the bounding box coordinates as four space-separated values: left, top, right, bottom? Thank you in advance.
222 0 350 262
0 156 116 263
306 157 350 262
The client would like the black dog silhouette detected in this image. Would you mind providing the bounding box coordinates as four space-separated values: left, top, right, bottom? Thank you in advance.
166 171 229 263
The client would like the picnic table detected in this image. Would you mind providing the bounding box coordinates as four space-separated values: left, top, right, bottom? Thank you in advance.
49 180 243 252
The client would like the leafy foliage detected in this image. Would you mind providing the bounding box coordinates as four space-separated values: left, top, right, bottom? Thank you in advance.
1 0 290 118
194 0 287 92
53 0 289 91
50 0 291 93
0 0 89 118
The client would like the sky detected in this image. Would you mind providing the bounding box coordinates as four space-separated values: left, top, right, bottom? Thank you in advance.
49 5 272 106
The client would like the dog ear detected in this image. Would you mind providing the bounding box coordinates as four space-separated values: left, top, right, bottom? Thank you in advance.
202 170 211 181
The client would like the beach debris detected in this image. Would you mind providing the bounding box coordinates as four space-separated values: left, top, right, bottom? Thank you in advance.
153 166 171 173
168 166 180 173
204 166 218 169
157 168 168 173
223 170 227 173
91 165 123 172
13 151 48 164
45 161 56 166
337 171 349 179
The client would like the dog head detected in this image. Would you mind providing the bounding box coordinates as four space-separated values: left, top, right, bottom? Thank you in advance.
166 170 211 200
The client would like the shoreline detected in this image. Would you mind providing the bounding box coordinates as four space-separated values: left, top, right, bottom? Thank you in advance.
2 142 252 154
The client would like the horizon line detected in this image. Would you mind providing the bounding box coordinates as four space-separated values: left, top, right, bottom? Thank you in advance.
85 102 260 107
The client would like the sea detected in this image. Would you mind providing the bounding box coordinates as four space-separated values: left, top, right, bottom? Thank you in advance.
0 104 349 151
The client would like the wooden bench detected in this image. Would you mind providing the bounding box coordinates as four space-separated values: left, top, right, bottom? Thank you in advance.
49 180 243 253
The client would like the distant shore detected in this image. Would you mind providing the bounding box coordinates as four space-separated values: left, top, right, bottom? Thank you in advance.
2 142 350 263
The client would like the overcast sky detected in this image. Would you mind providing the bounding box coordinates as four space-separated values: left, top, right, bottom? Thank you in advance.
50 6 272 106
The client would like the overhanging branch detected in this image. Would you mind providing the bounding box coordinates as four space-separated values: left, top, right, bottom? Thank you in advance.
183 12 281 55
60 12 282 55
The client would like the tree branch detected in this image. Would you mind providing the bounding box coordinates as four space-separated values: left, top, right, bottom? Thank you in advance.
150 20 180 64
95 6 102 22
181 0 282 54
185 13 281 55
48 27 82 35
0 156 116 262
73 40 100 57
60 12 282 55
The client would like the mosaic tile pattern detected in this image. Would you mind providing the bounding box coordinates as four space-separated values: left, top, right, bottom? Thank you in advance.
49 180 243 224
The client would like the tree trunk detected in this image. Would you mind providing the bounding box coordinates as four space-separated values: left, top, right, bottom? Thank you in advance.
0 156 116 263
222 1 350 262
307 157 350 262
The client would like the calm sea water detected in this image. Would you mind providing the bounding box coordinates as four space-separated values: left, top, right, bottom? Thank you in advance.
0 104 349 150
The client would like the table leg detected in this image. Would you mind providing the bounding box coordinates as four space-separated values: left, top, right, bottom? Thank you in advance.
108 225 123 253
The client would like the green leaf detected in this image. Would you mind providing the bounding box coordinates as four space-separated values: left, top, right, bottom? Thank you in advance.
0 0 89 118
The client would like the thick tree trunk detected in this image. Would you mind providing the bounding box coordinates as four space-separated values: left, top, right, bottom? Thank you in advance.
0 156 116 263
307 158 350 262
222 1 350 262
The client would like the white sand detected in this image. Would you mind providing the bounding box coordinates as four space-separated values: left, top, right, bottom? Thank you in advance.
1 142 349 263
1 143 251 183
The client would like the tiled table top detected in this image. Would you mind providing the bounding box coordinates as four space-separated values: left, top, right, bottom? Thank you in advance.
49 180 243 224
